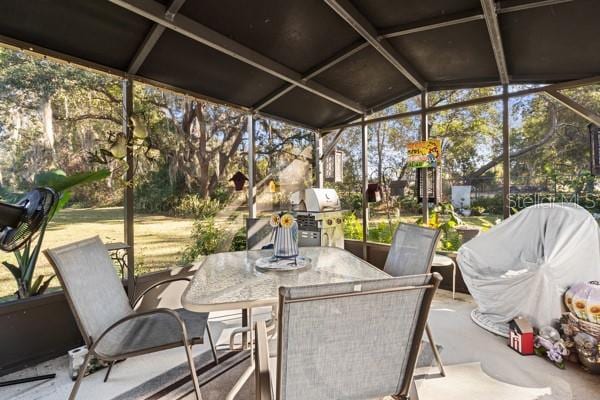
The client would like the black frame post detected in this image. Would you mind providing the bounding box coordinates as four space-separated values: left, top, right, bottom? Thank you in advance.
502 84 511 219
122 78 135 302
421 91 429 224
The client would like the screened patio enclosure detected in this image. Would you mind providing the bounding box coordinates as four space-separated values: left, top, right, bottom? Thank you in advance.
0 0 599 266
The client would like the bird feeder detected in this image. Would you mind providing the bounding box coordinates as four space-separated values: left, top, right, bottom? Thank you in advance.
366 183 383 203
324 150 343 183
230 171 248 191
269 179 279 193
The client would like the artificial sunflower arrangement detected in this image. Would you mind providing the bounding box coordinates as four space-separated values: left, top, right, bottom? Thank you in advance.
270 212 295 229
270 212 299 259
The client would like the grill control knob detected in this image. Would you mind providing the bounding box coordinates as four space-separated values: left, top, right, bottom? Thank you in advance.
327 219 333 226
336 218 342 224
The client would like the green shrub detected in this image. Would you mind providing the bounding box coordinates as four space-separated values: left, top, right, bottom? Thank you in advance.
339 192 362 214
211 184 233 204
180 217 224 264
174 195 222 218
367 221 398 244
398 196 421 214
471 195 503 215
134 166 179 213
471 193 600 215
343 212 363 240
230 226 247 251
471 205 486 216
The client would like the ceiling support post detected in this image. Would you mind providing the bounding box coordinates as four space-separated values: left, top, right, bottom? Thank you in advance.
315 131 324 188
122 78 136 303
420 91 429 224
110 0 364 114
127 0 188 74
481 0 509 85
502 84 511 219
324 0 425 91
247 114 256 219
361 115 369 260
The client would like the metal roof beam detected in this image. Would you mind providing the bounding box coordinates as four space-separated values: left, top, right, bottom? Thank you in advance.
481 0 510 85
253 41 369 111
110 0 365 114
545 89 600 126
324 0 426 91
381 9 484 39
322 76 600 130
498 0 573 14
127 0 187 74
256 0 570 112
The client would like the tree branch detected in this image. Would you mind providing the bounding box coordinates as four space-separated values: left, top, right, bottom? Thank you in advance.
54 114 120 124
464 106 559 180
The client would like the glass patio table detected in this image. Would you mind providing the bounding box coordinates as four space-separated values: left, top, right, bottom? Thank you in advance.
181 246 390 400
182 246 390 312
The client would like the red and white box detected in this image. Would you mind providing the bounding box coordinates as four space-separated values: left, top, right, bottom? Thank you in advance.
508 317 534 355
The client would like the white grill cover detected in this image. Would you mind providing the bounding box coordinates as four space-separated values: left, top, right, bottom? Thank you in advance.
457 203 600 331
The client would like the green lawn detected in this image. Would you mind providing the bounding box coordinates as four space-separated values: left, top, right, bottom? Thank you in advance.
0 207 195 302
0 206 500 302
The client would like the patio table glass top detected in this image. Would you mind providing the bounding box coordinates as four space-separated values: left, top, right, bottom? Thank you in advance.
182 247 390 312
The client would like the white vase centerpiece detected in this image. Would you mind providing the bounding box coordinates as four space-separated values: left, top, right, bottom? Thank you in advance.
270 212 299 259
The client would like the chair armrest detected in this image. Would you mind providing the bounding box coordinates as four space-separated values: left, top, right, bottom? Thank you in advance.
132 277 191 308
92 308 189 358
254 320 273 400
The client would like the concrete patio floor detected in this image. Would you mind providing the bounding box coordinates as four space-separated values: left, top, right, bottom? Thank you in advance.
2 290 599 400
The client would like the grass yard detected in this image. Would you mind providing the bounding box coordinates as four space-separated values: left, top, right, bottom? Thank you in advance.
0 205 499 302
0 207 195 302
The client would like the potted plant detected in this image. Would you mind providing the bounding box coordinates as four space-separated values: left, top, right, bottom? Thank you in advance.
1 169 109 299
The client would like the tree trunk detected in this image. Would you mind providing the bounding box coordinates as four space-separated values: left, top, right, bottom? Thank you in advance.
39 97 56 163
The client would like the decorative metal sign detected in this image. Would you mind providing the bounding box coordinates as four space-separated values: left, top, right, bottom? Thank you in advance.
407 139 442 168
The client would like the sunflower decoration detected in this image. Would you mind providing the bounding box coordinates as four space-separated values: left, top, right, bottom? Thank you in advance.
269 214 280 228
280 213 295 229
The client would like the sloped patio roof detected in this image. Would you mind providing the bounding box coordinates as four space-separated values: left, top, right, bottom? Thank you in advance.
0 0 598 129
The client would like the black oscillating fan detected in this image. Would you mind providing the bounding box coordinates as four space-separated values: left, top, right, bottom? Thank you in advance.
0 187 57 252
0 187 58 387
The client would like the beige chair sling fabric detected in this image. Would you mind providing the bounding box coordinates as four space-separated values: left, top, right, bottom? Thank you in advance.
46 236 132 343
383 224 440 277
275 274 438 400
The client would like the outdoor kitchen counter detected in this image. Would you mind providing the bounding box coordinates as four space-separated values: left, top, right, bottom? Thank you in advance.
181 247 390 313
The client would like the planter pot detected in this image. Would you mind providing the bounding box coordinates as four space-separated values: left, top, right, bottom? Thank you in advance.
461 209 472 217
0 291 82 376
344 240 470 295
457 227 480 244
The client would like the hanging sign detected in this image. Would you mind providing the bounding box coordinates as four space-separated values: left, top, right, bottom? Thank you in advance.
407 139 441 168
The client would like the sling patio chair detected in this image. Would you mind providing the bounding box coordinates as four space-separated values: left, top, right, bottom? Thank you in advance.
254 273 442 400
383 223 445 377
44 236 218 400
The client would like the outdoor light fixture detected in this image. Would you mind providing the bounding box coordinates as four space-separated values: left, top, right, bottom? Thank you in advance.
229 171 248 191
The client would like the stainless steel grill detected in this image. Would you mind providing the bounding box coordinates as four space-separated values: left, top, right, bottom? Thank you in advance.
297 211 344 249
